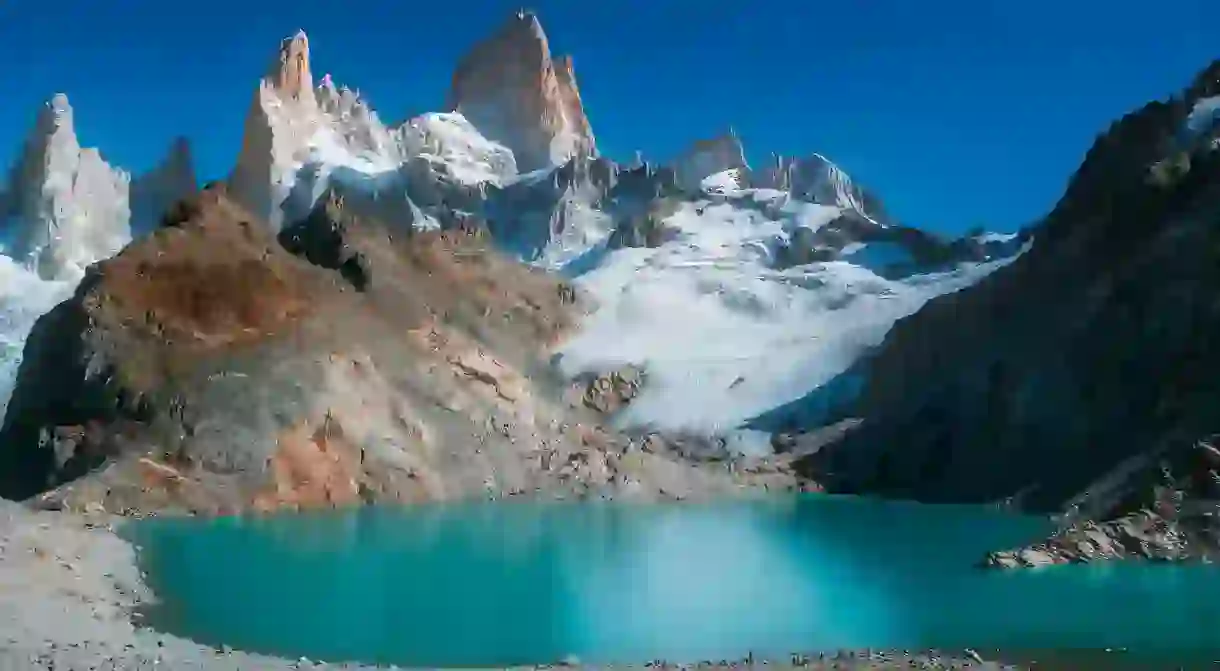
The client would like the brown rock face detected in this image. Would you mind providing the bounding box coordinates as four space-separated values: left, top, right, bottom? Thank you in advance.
266 30 315 105
449 11 597 171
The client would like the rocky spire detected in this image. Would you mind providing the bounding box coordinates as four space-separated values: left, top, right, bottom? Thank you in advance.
448 11 597 172
267 30 315 105
1 94 131 280
228 31 404 229
228 30 324 228
130 136 198 236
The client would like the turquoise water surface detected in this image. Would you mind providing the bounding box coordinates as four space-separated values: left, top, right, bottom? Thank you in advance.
126 495 1220 667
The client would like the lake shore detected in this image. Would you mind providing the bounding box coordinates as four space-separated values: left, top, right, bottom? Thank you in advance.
0 498 1021 670
3 499 1212 671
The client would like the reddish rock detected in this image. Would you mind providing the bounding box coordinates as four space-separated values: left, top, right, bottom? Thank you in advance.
448 11 596 171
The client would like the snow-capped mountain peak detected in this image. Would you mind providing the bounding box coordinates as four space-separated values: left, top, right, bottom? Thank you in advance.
753 152 884 225
0 93 131 281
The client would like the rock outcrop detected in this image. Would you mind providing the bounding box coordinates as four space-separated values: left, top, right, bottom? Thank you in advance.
0 186 794 514
794 60 1220 554
0 94 131 281
448 11 597 172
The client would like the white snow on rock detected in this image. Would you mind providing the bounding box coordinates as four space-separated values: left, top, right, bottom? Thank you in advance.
399 112 518 187
1186 95 1220 137
556 196 1023 452
700 169 747 196
0 94 132 283
227 40 408 230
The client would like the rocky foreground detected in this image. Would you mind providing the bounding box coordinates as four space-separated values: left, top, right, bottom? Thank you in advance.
984 439 1220 568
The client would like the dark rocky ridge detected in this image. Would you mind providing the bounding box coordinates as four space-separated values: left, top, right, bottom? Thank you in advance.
0 185 795 514
791 59 1220 563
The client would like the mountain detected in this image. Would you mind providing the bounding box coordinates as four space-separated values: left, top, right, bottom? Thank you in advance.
227 31 408 229
0 95 199 282
791 60 1220 565
129 136 198 237
0 185 796 511
0 94 131 282
448 10 597 172
0 11 1022 512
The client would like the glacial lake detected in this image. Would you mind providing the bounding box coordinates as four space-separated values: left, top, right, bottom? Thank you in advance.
125 495 1220 667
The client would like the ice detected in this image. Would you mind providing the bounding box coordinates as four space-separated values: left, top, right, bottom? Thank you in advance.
557 197 1023 448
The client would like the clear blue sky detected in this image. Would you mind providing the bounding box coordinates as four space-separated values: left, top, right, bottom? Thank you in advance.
1 0 1217 234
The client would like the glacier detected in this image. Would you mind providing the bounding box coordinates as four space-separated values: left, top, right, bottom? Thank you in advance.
553 188 1022 453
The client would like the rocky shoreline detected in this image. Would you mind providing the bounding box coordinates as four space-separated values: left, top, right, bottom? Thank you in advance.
982 510 1198 568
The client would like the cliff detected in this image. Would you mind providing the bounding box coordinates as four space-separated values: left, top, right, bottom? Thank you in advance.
793 60 1220 561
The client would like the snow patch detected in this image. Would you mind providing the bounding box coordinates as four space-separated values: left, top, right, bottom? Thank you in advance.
700 169 745 195
1186 95 1220 136
399 112 518 187
557 200 1022 446
975 232 1018 244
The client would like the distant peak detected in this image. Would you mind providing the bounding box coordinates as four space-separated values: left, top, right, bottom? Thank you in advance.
38 93 74 132
266 30 314 103
448 10 596 171
672 133 749 191
509 8 543 34
47 92 71 113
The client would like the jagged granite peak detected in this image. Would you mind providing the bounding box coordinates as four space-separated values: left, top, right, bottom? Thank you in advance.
228 31 404 230
671 131 749 192
267 29 315 105
129 136 198 236
0 93 131 281
448 11 597 172
750 152 887 225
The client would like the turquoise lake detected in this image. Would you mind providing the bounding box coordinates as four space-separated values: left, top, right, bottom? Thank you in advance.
126 495 1220 667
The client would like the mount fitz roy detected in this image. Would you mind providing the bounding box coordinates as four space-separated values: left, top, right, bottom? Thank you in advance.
2 9 1214 568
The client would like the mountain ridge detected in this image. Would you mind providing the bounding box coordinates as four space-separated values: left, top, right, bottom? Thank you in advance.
0 10 1028 509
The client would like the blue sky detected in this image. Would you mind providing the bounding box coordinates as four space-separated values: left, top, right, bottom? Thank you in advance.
0 0 1217 235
